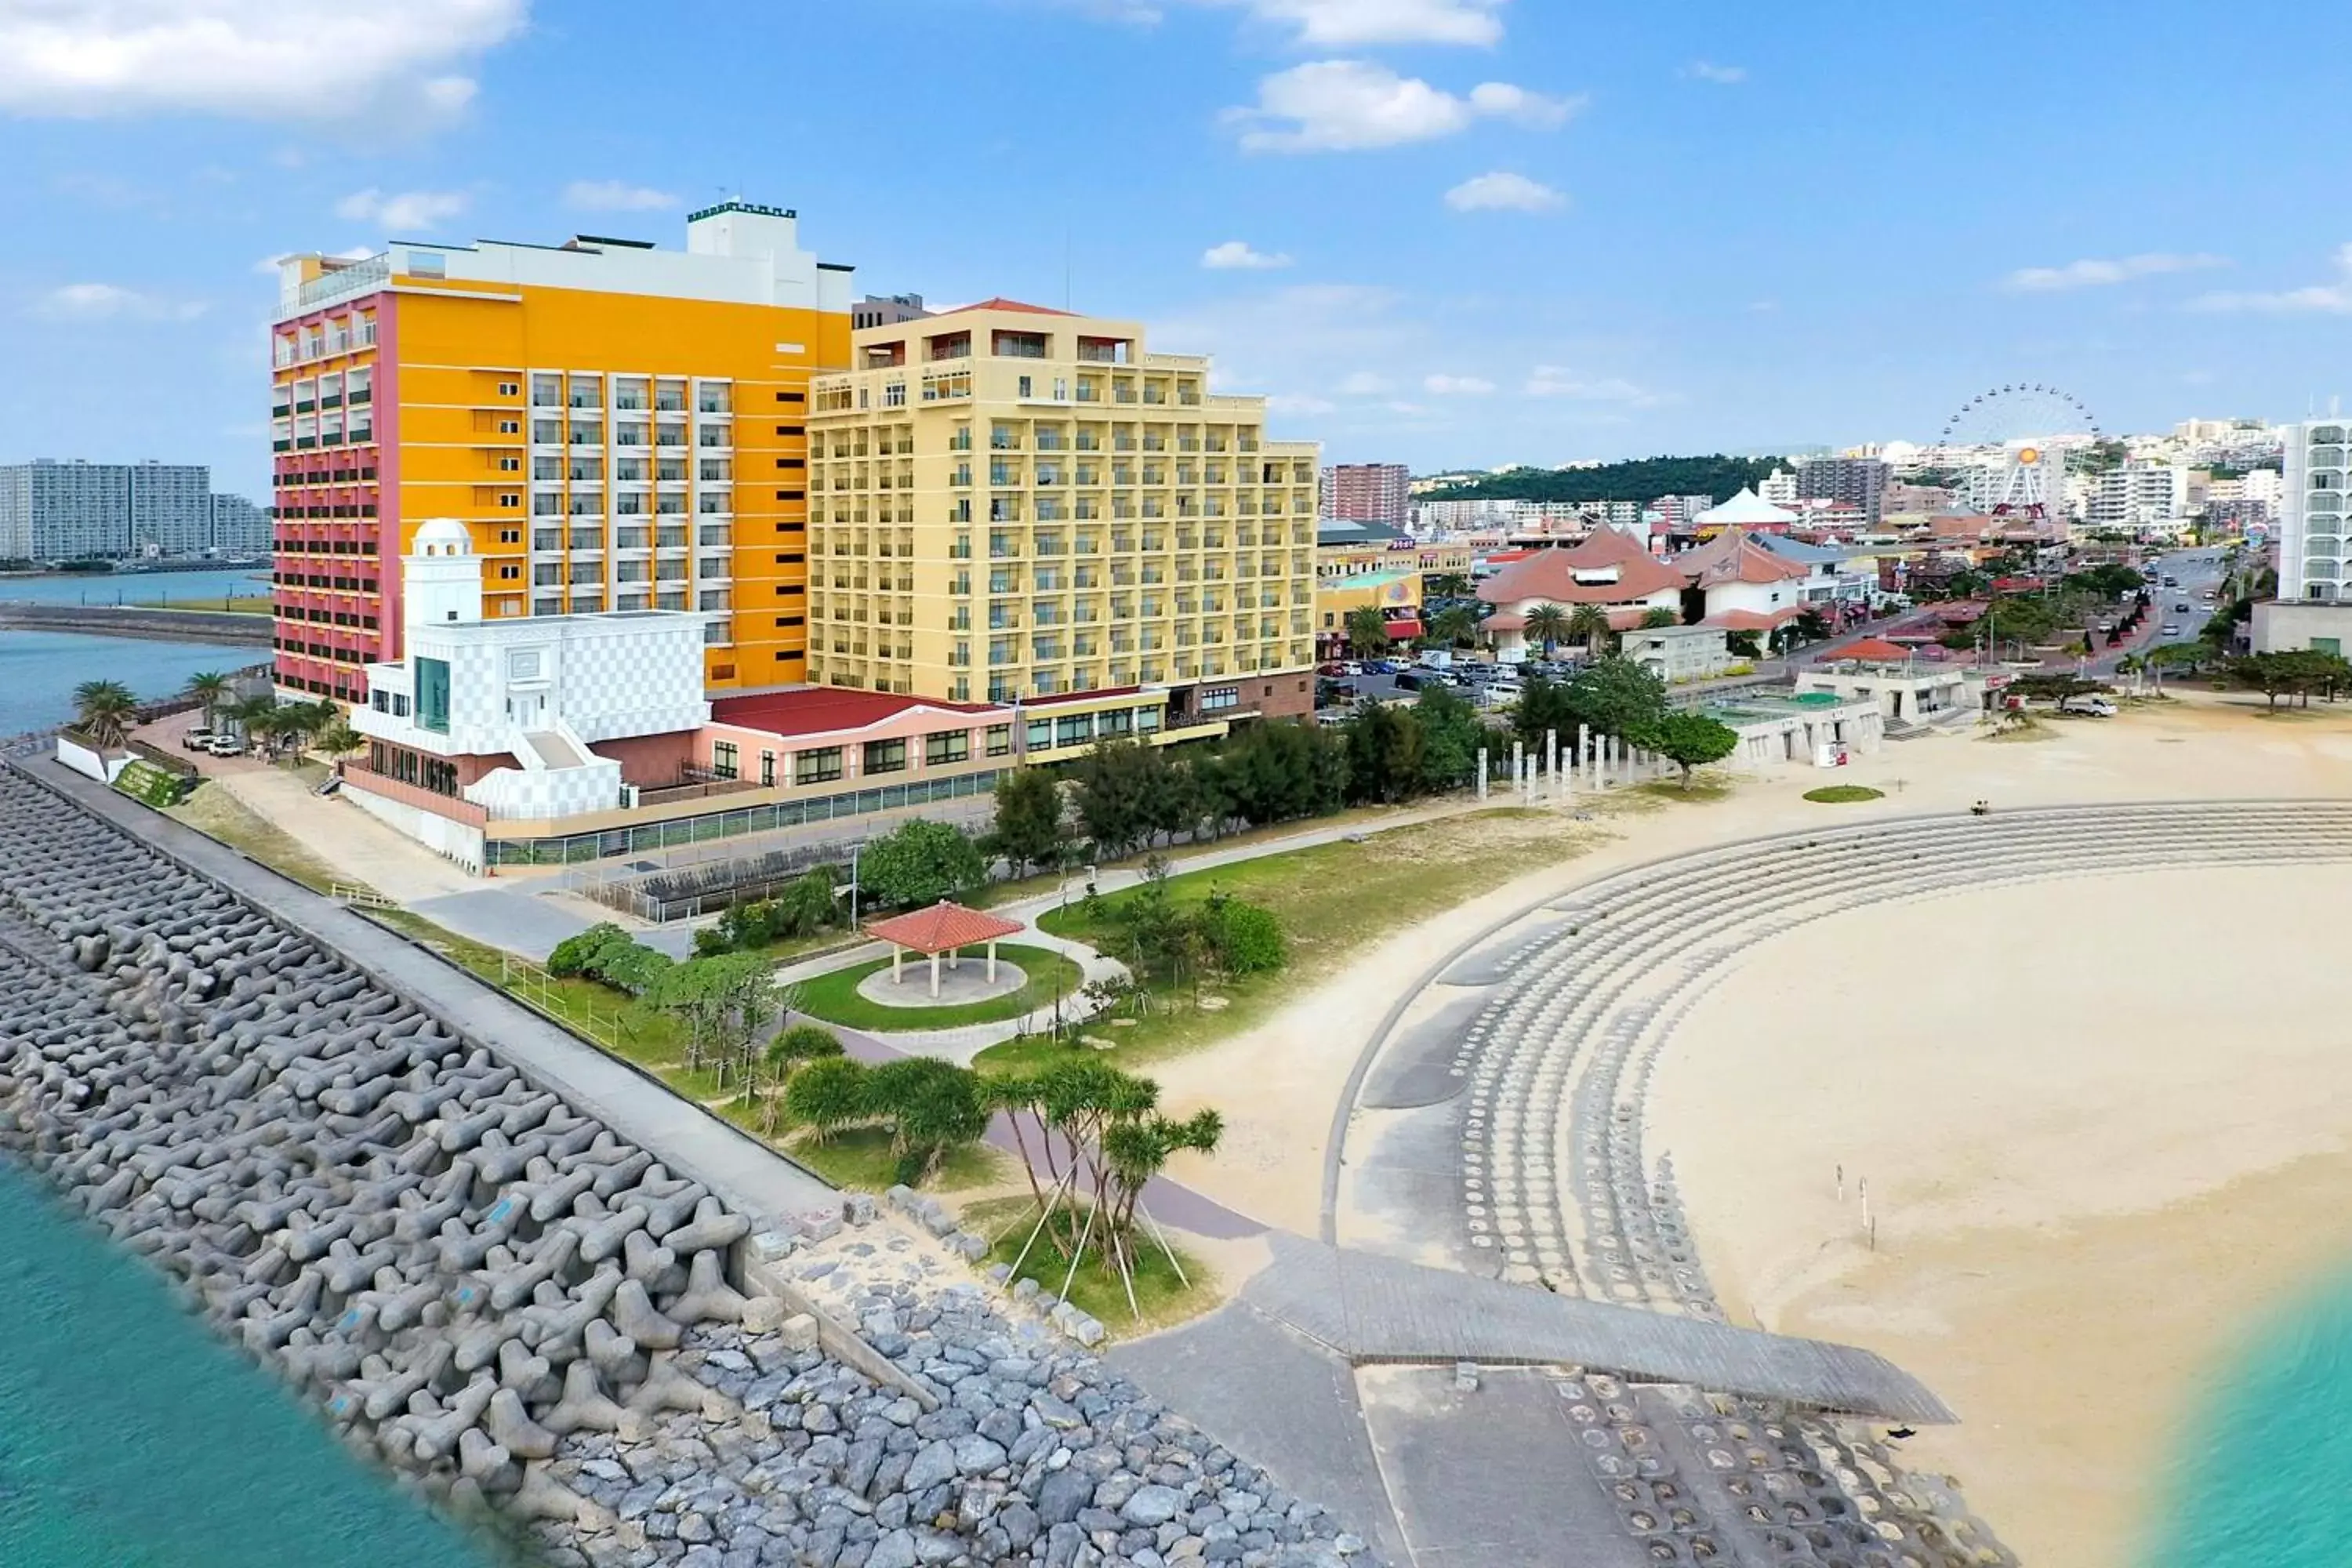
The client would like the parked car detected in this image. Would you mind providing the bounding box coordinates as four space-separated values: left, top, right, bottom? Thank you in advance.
181 727 215 751
204 734 246 757
1394 669 1428 692
2160 622 2182 636
2059 695 2118 717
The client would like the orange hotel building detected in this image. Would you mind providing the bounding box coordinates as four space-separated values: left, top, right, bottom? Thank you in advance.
267 202 854 702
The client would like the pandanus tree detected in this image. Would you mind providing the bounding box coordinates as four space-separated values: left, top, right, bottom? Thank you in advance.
71 680 138 749
184 671 231 731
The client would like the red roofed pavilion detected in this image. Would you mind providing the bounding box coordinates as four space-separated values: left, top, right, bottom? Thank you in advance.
865 900 1025 996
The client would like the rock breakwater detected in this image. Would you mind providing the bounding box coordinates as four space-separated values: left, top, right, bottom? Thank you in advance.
0 764 1380 1567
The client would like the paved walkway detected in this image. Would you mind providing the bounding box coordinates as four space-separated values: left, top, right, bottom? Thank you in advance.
27 757 838 1230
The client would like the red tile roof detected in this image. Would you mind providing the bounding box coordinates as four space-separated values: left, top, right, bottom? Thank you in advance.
865 901 1025 955
955 297 1078 316
1826 637 1916 662
710 688 1000 741
1699 607 1802 632
1476 529 1683 608
1675 528 1812 587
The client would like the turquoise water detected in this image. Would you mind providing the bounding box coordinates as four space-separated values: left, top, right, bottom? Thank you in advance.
2147 1266 2352 1566
0 1160 499 1568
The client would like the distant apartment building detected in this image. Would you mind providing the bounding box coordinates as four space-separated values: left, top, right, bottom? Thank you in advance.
2280 421 2350 601
2085 465 2187 532
1648 493 1717 532
209 493 273 556
1319 463 1410 526
1795 456 1890 524
804 299 1321 727
1758 468 1799 506
269 200 855 702
852 293 931 329
0 459 212 561
1413 498 1590 533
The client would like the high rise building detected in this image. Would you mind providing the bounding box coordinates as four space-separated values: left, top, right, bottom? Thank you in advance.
0 459 212 561
269 201 855 702
852 293 931 329
2280 420 2348 601
805 299 1320 723
209 492 273 556
1795 456 1891 524
1319 463 1410 526
2085 465 2187 532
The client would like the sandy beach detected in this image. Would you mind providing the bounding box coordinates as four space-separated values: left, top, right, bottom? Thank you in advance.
1144 695 2352 1566
1646 866 2352 1567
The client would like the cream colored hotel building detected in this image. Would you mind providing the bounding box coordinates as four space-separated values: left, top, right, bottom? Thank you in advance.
806 300 1322 728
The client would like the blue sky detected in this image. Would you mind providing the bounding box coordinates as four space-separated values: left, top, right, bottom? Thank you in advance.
2 0 2348 497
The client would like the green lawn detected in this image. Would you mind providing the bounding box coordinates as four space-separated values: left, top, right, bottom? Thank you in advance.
780 1127 1004 1193
793 942 1082 1032
962 1194 1210 1336
977 808 1594 1074
133 597 272 615
1802 784 1885 804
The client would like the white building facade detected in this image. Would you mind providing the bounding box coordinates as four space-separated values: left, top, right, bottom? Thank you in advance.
2281 421 2349 601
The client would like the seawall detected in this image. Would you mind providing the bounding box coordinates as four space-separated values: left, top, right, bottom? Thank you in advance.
0 602 274 646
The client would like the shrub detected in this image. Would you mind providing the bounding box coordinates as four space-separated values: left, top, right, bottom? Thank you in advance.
1201 896 1286 976
548 922 631 978
1802 785 1884 804
691 925 733 958
782 1056 873 1142
597 942 675 998
865 1057 990 1184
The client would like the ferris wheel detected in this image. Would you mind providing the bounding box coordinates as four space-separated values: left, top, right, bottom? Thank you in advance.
1939 383 2101 447
1936 385 2102 518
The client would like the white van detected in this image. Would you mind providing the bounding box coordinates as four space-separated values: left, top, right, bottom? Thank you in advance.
2058 695 2117 718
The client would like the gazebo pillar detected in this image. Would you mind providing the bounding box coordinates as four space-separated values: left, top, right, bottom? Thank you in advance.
948 943 960 971
930 949 942 997
891 946 904 985
987 940 999 982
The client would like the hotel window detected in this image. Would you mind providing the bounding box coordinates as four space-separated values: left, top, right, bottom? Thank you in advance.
1056 714 1094 747
863 739 907 775
924 730 970 766
760 750 776 787
711 741 739 781
499 381 519 397
1026 717 1052 750
985 724 1011 757
794 747 844 785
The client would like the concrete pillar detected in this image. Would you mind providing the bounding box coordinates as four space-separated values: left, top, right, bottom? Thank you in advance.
1577 724 1592 787
891 946 904 985
1512 739 1524 798
987 940 998 982
1476 747 1489 800
949 944 960 971
930 950 941 998
1545 729 1558 797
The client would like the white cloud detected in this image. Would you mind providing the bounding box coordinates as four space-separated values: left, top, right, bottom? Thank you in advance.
1201 240 1294 270
563 180 680 213
31 282 207 321
1338 371 1395 396
2005 252 2228 292
1524 365 1667 406
1425 373 1494 395
0 0 526 122
1211 0 1507 47
1267 392 1338 415
1224 60 1581 153
2190 243 2352 314
1685 60 1747 84
1444 171 1564 212
336 187 470 236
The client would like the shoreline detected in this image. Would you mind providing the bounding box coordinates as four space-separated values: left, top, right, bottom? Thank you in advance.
1647 862 2352 1568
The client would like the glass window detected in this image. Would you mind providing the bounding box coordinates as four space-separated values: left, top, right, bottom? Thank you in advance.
414 656 451 733
985 724 1011 757
863 739 907 775
1026 717 1051 750
712 741 739 780
924 730 970 766
795 747 844 785
1056 713 1094 747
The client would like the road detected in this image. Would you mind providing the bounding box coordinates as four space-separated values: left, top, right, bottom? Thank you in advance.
2092 545 2231 678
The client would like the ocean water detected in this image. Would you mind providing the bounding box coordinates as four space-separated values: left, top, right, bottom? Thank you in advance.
2145 1265 2352 1566
0 1159 499 1568
0 630 266 737
0 569 275 735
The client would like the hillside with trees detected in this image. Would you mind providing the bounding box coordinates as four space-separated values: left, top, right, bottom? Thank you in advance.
1425 454 1784 505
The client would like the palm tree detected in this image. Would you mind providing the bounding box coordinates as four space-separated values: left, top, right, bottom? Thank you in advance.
759 1022 845 1134
71 681 138 750
1342 604 1391 659
1639 607 1680 630
1425 571 1472 601
1429 604 1477 649
1564 603 1613 659
1523 602 1572 659
184 672 231 732
225 695 280 757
